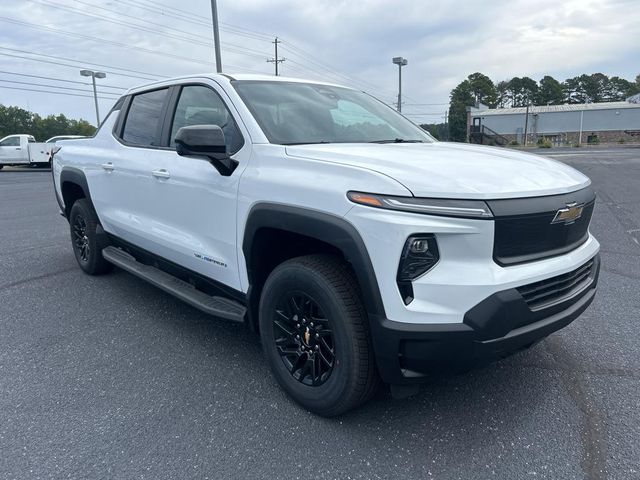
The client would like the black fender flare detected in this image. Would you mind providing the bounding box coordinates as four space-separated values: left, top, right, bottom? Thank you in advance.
58 167 93 218
242 203 386 318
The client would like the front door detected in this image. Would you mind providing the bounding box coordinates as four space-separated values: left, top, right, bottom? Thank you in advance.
144 83 250 291
0 136 24 164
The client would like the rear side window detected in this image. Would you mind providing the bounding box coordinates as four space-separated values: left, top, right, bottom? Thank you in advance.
122 88 168 146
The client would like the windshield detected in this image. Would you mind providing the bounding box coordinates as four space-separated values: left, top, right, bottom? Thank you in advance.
233 81 434 145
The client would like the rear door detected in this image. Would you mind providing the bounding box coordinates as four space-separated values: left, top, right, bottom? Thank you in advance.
89 87 172 250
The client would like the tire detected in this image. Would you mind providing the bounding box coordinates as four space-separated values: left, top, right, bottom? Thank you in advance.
259 254 380 416
68 199 113 275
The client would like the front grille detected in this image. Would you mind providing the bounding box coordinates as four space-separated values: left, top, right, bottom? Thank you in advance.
517 258 595 311
488 187 596 266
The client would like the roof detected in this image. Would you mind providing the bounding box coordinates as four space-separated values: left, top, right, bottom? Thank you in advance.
471 101 640 117
126 73 350 95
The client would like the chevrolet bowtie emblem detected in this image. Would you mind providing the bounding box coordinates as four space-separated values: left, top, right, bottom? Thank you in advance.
551 202 584 225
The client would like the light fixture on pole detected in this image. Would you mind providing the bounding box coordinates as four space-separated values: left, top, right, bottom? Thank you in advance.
392 57 408 113
80 69 106 126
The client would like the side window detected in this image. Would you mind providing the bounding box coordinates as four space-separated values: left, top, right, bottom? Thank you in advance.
0 137 20 147
170 85 243 155
122 88 168 146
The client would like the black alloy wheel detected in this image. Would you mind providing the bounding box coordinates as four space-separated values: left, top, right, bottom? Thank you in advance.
73 214 90 263
68 198 113 275
273 292 335 386
259 255 380 417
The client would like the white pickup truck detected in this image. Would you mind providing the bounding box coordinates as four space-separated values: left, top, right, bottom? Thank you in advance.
52 74 600 416
0 134 51 169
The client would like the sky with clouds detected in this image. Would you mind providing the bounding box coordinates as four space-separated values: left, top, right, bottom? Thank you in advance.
1 0 638 128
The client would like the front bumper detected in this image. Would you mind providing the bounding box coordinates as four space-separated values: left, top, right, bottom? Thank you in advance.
371 254 600 384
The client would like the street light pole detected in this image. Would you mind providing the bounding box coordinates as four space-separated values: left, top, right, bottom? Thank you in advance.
91 75 99 125
80 69 106 126
210 0 222 73
392 57 408 113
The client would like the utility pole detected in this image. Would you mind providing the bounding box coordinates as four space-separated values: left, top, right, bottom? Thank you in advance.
392 57 408 112
267 37 285 75
210 0 222 73
444 111 449 141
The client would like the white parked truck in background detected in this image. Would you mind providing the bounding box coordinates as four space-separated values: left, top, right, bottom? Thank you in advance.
0 134 50 169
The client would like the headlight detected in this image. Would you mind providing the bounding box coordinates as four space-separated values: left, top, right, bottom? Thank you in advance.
347 191 493 219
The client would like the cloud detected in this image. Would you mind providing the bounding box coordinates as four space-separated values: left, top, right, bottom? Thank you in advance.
0 0 638 125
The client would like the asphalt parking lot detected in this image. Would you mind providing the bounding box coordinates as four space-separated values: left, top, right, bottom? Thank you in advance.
0 146 639 480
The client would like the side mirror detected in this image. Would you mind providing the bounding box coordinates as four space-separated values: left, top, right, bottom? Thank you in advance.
174 125 238 176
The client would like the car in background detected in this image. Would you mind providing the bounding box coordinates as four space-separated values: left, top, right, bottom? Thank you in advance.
0 134 49 169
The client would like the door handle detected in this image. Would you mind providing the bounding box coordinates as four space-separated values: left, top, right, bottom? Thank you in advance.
152 169 170 179
101 162 114 172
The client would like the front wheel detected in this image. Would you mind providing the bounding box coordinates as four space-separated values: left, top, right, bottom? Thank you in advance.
68 199 113 275
259 255 379 416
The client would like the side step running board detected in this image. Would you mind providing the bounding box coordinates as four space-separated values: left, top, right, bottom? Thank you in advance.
102 246 246 322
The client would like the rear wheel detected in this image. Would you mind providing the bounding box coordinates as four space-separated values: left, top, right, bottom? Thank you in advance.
69 199 113 275
259 255 379 416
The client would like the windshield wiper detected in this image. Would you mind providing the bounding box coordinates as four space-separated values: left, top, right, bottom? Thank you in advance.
368 138 424 144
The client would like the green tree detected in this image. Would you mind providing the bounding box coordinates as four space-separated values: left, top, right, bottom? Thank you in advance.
536 76 564 105
0 105 34 137
0 104 95 140
563 73 613 103
467 72 498 107
496 80 511 108
509 77 539 107
605 76 637 101
448 79 474 142
420 122 447 140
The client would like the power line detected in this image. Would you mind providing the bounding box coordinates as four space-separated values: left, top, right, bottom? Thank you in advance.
0 84 118 100
110 0 275 41
0 16 215 68
63 0 402 100
0 78 120 97
0 47 161 81
28 0 273 62
0 70 128 90
115 0 276 39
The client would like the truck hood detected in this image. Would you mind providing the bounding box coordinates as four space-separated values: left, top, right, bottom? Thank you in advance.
285 142 590 199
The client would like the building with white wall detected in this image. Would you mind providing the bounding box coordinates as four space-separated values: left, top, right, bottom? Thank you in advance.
468 99 640 146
